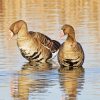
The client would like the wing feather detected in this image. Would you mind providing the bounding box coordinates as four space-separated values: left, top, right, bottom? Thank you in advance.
29 31 61 53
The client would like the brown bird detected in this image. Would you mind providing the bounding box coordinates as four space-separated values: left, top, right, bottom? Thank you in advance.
58 24 84 69
10 20 60 63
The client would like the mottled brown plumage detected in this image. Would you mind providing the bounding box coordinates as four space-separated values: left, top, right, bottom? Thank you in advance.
58 24 84 69
10 20 60 63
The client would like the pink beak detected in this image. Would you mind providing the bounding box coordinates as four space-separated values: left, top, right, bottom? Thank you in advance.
9 31 14 40
59 30 64 38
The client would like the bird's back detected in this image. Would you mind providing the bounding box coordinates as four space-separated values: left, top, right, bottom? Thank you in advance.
29 31 61 53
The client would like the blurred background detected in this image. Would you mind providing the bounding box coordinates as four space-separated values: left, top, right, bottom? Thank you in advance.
0 0 100 100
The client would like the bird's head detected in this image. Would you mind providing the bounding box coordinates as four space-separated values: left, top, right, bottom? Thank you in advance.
9 20 26 39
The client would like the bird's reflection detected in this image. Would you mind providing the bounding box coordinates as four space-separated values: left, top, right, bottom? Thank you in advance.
59 67 84 100
22 61 53 73
11 62 53 100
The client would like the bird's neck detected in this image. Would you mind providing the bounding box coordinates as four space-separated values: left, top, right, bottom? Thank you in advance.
66 32 76 42
17 24 29 40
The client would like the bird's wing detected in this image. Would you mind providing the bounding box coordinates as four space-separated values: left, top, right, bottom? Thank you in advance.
29 31 61 53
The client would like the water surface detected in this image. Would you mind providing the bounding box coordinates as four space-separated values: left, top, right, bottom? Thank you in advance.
0 0 100 100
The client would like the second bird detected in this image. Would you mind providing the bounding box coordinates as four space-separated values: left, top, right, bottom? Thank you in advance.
58 24 84 70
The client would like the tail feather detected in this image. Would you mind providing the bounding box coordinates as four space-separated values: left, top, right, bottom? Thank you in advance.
51 40 61 53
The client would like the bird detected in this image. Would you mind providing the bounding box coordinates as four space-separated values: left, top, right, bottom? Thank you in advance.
9 20 60 63
58 24 84 70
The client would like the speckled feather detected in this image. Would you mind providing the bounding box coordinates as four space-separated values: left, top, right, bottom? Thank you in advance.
10 20 61 63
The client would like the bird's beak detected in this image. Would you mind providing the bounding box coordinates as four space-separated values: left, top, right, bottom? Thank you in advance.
9 31 14 40
59 30 64 38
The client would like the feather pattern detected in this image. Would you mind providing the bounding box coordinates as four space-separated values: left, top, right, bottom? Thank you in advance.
10 20 60 63
58 24 84 69
29 31 60 53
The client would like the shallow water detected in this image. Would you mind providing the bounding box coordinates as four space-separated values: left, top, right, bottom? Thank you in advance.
0 0 100 100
